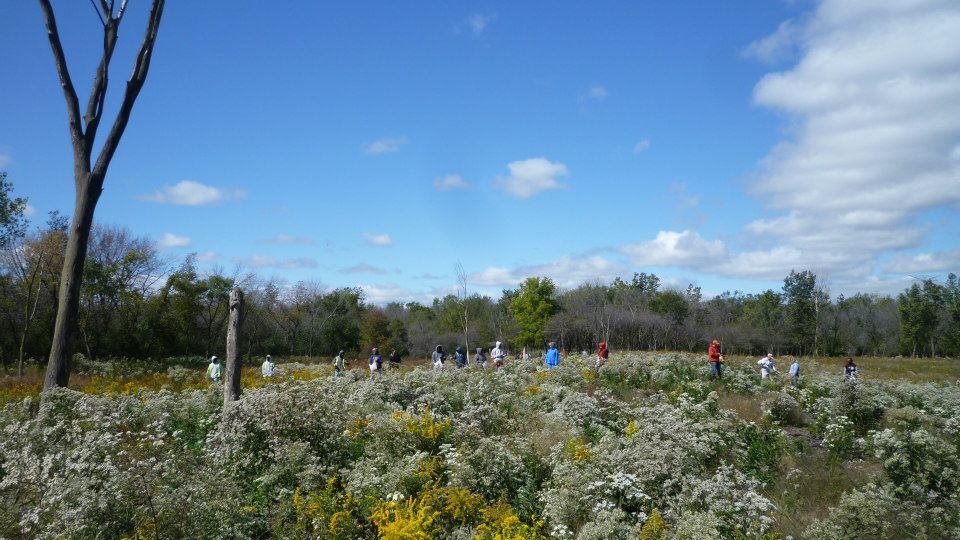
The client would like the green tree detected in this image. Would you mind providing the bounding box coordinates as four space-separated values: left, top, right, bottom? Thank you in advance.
783 270 817 354
898 280 943 357
508 277 559 348
0 173 27 249
649 289 689 326
742 290 784 352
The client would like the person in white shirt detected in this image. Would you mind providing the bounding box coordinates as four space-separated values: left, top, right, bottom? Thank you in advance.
757 353 776 379
261 354 276 378
491 341 506 368
207 356 221 383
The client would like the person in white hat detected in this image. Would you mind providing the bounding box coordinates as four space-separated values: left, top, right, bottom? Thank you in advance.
261 354 276 378
207 356 221 383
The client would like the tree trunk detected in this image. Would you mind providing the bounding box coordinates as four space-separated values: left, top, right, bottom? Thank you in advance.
224 288 244 406
44 179 100 389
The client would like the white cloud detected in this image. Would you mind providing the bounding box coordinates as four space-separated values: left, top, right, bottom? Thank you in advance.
620 230 727 269
740 0 960 285
157 233 191 249
23 203 36 218
434 174 472 191
140 180 237 205
363 232 394 246
233 256 318 269
588 85 607 101
742 19 798 64
633 139 650 153
885 250 960 274
364 136 408 155
196 251 220 263
466 13 496 36
0 152 10 167
258 234 313 245
340 263 390 275
470 256 626 288
495 157 568 199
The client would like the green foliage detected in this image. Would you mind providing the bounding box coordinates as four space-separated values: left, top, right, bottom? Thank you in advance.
508 277 559 348
0 172 27 248
782 270 817 354
898 279 943 357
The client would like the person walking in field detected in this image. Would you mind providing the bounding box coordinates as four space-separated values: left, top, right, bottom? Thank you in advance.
207 356 221 383
844 357 859 382
474 347 486 367
491 341 506 368
597 341 609 369
369 348 383 376
432 345 446 370
388 349 401 368
334 350 346 377
454 346 467 368
545 342 560 369
789 356 800 385
757 353 776 380
261 354 276 378
708 339 723 379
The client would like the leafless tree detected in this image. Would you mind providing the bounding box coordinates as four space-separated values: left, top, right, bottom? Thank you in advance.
39 0 166 389
455 262 470 353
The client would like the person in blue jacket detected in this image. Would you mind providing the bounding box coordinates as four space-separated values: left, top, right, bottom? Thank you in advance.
545 342 560 369
454 346 467 368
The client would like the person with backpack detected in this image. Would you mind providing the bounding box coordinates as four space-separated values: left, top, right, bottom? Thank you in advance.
432 345 446 370
844 357 859 382
708 339 723 379
597 341 609 369
757 353 776 380
261 354 276 378
333 350 346 377
454 346 467 368
474 347 486 368
369 348 383 376
545 342 560 369
789 356 800 385
207 356 221 383
491 341 506 368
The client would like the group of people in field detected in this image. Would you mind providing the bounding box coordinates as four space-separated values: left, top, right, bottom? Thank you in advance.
205 340 862 384
707 338 861 384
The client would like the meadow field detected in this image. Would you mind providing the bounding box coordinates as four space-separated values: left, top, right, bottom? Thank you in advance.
1 352 958 539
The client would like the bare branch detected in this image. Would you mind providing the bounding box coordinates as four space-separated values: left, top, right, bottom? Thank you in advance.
90 0 106 26
92 0 165 179
82 20 119 148
38 0 85 169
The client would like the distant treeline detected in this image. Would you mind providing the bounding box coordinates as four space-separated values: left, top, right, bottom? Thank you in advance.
2 221 959 369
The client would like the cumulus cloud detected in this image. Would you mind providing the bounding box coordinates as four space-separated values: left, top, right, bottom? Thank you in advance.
742 0 960 284
196 251 221 263
495 158 568 199
258 234 313 245
23 203 36 218
339 263 390 275
742 20 798 64
364 136 408 155
157 233 191 248
620 230 727 269
363 232 394 246
233 256 318 269
140 180 240 205
471 255 626 288
434 174 472 191
633 139 651 153
885 250 960 274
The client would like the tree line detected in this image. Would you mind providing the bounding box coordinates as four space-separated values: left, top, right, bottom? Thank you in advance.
2 213 958 372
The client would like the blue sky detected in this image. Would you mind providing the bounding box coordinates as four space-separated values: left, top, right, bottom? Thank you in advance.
2 0 959 303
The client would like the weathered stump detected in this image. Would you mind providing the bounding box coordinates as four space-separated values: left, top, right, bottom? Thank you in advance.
224 288 244 406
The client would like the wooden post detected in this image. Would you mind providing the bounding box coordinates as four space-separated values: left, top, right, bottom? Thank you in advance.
224 288 244 406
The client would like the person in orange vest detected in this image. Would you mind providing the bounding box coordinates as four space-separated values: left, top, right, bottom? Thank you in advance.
708 339 724 379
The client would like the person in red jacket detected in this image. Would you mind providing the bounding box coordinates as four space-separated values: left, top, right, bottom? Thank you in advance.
708 339 724 379
597 341 609 369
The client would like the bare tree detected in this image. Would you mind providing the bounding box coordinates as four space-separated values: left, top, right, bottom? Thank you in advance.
39 0 166 389
224 288 244 406
455 262 470 354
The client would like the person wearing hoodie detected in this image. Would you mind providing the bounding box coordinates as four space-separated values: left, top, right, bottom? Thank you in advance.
454 346 467 368
708 339 723 379
432 345 446 370
474 347 486 367
545 342 560 369
261 354 276 378
597 342 609 369
491 341 506 368
388 349 401 368
333 350 346 376
207 356 221 383
789 356 800 385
